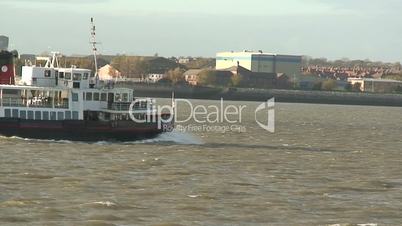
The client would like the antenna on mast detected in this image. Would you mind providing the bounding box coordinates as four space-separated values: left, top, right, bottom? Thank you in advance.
90 17 99 87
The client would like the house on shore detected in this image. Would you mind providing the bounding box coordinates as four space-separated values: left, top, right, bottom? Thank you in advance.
98 64 121 80
145 73 167 83
184 69 204 86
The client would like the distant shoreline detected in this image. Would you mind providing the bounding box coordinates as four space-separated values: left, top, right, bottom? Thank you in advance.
117 83 402 107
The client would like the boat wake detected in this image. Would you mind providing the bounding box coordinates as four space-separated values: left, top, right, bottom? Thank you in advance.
1 131 203 145
123 131 204 145
4 136 74 144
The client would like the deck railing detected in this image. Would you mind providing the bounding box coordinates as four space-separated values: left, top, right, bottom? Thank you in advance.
106 102 149 112
107 102 131 111
1 98 69 109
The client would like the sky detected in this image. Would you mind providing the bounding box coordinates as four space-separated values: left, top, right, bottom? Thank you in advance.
1 0 401 62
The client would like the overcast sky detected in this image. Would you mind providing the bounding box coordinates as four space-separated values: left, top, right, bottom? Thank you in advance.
1 0 401 62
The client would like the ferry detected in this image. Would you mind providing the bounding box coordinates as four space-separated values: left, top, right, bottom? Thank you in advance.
0 20 174 141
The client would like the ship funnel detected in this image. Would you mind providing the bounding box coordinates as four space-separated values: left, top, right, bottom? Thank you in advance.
0 36 9 51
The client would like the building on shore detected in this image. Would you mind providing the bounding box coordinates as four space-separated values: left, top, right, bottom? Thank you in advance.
145 73 167 83
216 50 302 76
98 64 121 80
348 78 402 93
20 54 36 65
219 65 291 88
177 57 193 64
184 65 292 89
184 69 232 86
184 69 204 86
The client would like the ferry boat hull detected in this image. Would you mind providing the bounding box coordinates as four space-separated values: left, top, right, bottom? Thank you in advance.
0 118 173 141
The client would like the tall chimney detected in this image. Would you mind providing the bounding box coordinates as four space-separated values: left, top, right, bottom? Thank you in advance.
0 36 9 51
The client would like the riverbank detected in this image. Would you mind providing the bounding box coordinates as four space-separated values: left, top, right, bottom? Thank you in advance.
117 82 402 107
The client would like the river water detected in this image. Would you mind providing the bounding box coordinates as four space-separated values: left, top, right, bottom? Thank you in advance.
0 99 401 226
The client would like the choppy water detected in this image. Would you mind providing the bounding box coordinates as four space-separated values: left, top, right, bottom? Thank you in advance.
1 100 402 226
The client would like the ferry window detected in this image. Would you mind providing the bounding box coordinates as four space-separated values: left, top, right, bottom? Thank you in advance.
43 111 49 120
35 111 41 120
50 112 56 120
57 112 64 120
3 89 18 95
73 73 82 80
93 92 100 101
20 110 27 119
115 93 121 102
100 93 107 101
122 93 128 102
44 70 51 77
86 92 93 101
12 109 19 118
65 72 72 80
72 111 79 120
59 72 64 79
32 78 37 85
90 72 95 78
28 111 34 120
83 73 89 79
73 82 80 89
65 111 71 120
72 93 79 102
4 109 11 118
141 101 147 109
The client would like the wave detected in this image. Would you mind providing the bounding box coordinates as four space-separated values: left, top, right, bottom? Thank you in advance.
0 136 74 144
0 131 204 146
88 201 117 207
123 131 204 145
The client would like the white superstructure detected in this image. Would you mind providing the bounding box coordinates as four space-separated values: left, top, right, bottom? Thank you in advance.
0 53 149 121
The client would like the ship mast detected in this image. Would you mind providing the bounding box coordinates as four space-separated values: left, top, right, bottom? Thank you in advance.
90 17 99 86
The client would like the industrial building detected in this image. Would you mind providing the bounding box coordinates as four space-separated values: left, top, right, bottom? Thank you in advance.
348 78 402 93
216 51 302 76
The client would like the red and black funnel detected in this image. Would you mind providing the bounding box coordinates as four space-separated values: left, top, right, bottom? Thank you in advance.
0 50 16 85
